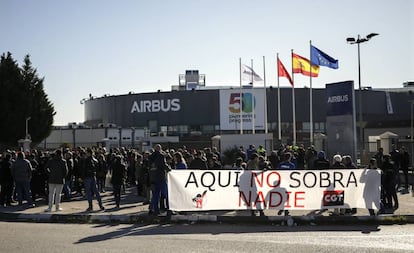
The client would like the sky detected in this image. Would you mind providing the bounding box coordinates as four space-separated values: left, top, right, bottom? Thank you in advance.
1 0 413 125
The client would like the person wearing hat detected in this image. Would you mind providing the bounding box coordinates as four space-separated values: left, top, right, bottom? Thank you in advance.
331 154 345 168
312 151 330 169
329 154 346 215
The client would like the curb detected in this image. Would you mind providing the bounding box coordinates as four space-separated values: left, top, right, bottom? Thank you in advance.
2 212 414 225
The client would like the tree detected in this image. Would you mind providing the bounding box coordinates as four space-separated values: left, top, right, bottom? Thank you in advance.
0 52 55 150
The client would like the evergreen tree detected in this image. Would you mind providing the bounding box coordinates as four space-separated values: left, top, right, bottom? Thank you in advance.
0 52 55 149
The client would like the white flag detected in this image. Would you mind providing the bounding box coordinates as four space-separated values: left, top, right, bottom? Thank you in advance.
241 64 263 83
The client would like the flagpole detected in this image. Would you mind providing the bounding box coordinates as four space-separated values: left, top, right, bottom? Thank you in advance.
277 53 282 142
291 50 296 146
239 57 243 135
309 40 314 146
263 56 268 134
251 59 255 135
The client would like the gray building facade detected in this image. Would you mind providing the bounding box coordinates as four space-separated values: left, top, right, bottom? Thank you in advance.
84 85 414 149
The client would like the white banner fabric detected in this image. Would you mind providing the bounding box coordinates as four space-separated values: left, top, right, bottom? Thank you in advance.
167 169 381 211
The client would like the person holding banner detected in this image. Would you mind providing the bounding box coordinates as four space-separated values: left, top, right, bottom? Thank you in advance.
148 144 171 215
343 155 357 215
365 158 379 216
245 153 265 217
277 152 296 216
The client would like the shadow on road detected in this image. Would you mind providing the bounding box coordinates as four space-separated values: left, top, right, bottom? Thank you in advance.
74 223 381 244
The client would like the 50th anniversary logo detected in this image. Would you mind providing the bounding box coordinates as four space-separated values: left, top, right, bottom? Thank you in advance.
219 90 265 130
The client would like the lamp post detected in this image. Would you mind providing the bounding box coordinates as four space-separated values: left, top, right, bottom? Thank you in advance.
25 117 31 139
410 100 414 167
346 33 379 160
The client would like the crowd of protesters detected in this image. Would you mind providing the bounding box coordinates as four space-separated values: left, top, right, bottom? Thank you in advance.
0 143 411 216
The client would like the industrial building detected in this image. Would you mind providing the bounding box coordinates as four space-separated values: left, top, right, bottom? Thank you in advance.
39 70 414 158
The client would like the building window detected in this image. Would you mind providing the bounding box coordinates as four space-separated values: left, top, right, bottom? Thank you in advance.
168 125 178 132
314 122 326 131
302 122 310 132
281 122 291 135
201 125 215 134
299 122 327 132
190 125 201 132
148 120 158 134
178 125 188 134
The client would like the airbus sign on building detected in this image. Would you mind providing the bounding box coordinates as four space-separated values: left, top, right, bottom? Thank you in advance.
130 98 181 113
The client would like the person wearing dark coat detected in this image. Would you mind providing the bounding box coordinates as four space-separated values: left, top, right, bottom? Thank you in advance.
148 144 171 215
331 154 345 168
81 148 105 211
0 153 14 206
188 150 208 170
399 146 410 192
63 151 74 200
44 149 68 212
111 155 127 209
268 151 280 169
381 154 399 210
11 152 34 207
313 151 330 169
342 155 357 214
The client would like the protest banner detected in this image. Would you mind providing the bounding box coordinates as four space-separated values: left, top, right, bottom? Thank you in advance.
168 169 380 211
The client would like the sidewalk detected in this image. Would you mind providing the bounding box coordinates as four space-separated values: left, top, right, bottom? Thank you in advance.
1 186 414 225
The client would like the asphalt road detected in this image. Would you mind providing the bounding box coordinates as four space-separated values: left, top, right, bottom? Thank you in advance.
1 222 414 253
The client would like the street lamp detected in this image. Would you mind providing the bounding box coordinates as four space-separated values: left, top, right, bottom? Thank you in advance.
410 100 414 167
25 117 31 139
346 33 379 160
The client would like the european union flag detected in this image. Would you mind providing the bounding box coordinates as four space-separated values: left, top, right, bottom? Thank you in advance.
310 45 339 69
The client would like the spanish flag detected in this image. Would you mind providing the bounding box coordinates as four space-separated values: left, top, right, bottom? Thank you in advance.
292 53 320 77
